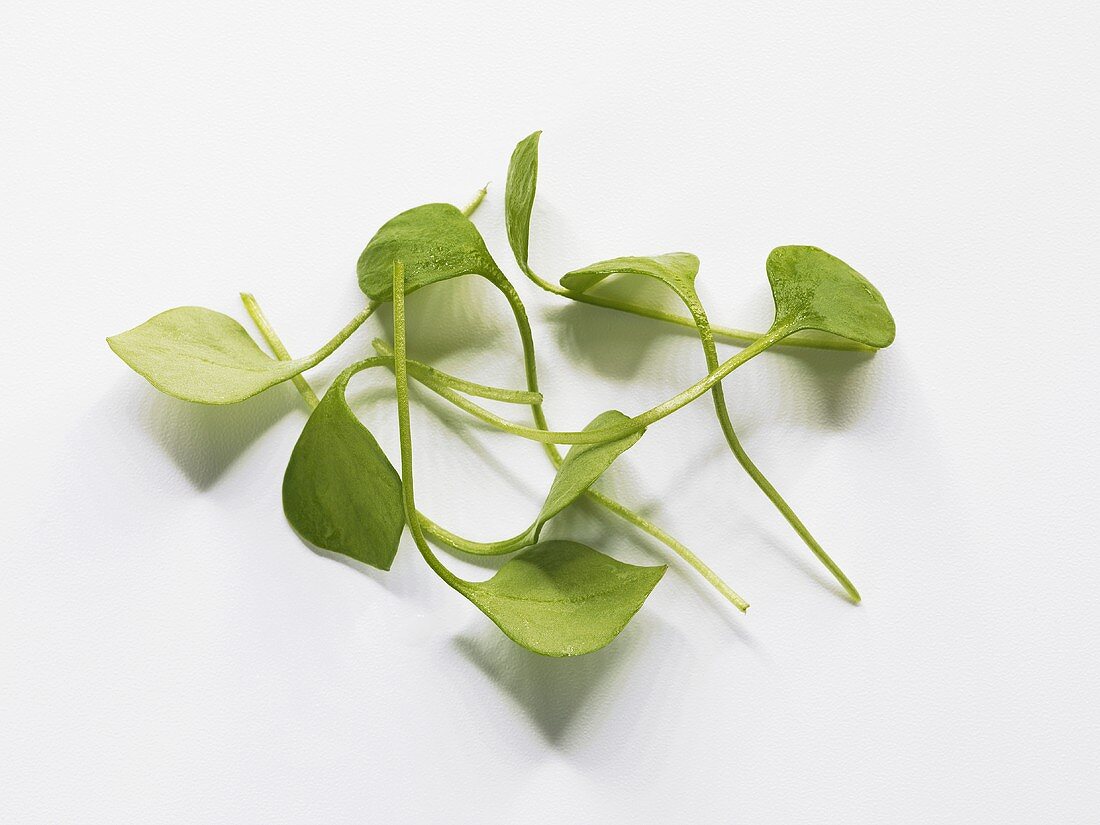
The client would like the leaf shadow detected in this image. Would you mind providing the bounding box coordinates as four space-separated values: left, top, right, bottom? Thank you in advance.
295 535 439 604
372 274 508 364
125 379 299 490
768 345 881 430
543 278 698 381
452 609 682 746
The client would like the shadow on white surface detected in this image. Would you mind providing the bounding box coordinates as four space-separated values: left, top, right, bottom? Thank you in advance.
543 277 698 380
452 610 689 747
750 519 852 602
769 345 881 431
121 379 300 490
371 272 510 364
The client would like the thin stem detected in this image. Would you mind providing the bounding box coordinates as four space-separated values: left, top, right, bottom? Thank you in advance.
241 295 541 558
303 300 381 365
379 322 790 446
519 262 866 352
240 292 380 382
583 488 749 612
241 292 320 409
392 261 470 591
486 268 749 612
240 285 749 611
369 339 541 405
460 183 490 218
691 300 860 602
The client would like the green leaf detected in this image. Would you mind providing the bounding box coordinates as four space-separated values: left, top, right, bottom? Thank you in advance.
767 245 896 348
504 130 542 272
107 306 312 405
456 540 665 657
282 370 404 571
357 203 503 301
562 252 702 309
531 410 642 540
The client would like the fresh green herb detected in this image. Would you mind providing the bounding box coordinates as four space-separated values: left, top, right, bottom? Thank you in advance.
107 303 377 404
560 252 863 600
106 132 895 658
505 131 872 351
392 261 666 657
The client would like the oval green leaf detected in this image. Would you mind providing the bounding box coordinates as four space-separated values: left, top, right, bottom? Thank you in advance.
530 410 643 541
107 306 312 404
766 245 896 348
357 203 502 301
561 252 701 308
456 539 665 657
504 130 541 272
282 373 404 571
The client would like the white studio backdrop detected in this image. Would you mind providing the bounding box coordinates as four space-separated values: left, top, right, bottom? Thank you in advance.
2 2 1097 823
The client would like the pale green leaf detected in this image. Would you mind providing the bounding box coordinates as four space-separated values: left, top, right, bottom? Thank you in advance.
767 245 896 348
357 203 502 301
456 539 665 657
282 370 404 571
107 306 311 405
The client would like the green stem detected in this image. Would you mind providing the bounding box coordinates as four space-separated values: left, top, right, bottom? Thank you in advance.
240 295 538 558
369 338 750 610
371 321 791 446
241 293 321 408
460 183 490 219
519 262 866 352
240 284 750 611
579 488 749 612
485 267 749 612
241 292 380 382
690 300 860 602
392 262 471 591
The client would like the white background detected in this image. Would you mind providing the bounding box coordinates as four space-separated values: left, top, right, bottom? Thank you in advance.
2 2 1097 822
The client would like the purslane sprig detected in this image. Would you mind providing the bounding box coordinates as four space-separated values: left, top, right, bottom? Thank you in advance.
106 132 895 657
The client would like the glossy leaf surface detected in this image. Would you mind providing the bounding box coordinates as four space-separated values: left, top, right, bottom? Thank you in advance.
357 203 502 301
767 245 895 348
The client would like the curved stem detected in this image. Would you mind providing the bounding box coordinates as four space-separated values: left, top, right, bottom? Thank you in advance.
582 487 749 612
393 262 471 590
486 268 749 612
240 295 526 558
369 339 540 405
380 322 791 446
691 300 860 602
302 300 381 366
241 292 320 408
519 263 866 352
241 292 380 380
240 286 750 611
